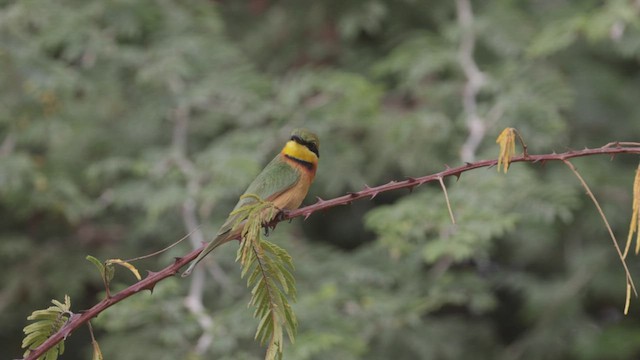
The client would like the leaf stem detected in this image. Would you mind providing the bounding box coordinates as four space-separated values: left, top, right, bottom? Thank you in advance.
438 177 456 224
563 159 637 297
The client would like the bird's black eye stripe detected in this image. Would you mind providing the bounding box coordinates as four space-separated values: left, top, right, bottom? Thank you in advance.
306 143 319 157
291 135 319 157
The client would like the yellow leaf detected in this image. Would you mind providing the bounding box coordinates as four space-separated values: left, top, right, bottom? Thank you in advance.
91 338 103 360
633 164 640 255
625 280 632 315
106 259 142 281
496 127 517 173
623 164 640 258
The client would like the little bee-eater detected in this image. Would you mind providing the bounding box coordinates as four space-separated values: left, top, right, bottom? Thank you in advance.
182 128 319 277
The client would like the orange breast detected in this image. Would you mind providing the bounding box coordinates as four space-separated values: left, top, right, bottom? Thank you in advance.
270 155 316 210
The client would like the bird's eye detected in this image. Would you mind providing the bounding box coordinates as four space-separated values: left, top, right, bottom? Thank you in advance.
291 135 319 157
306 143 319 158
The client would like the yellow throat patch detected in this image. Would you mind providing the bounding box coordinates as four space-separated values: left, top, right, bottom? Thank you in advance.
282 140 318 164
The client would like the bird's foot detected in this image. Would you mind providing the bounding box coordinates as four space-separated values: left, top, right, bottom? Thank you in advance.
262 209 291 237
274 209 292 223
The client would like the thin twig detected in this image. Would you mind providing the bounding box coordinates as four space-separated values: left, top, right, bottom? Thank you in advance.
123 227 199 263
513 128 529 158
87 321 96 344
604 142 640 148
438 177 456 224
625 281 632 315
562 159 637 296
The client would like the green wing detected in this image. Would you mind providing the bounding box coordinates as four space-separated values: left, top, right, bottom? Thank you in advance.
181 155 300 277
217 155 300 235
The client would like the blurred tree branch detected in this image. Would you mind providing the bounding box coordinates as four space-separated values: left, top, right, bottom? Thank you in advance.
456 0 488 163
170 102 217 355
0 133 15 157
22 142 640 360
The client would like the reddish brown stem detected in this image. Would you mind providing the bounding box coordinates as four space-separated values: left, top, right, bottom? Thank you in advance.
284 145 640 220
23 248 202 360
23 144 640 360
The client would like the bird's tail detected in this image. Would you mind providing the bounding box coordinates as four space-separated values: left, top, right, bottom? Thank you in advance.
181 231 232 277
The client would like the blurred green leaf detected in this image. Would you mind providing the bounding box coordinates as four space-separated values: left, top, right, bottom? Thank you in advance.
22 295 72 360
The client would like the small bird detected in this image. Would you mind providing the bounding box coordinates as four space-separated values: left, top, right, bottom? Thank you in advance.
182 128 320 277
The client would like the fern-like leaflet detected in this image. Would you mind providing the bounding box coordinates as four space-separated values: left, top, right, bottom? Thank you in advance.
22 295 72 360
230 194 298 360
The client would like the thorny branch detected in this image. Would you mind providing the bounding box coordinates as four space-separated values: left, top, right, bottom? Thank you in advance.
285 143 640 221
23 247 203 360
23 142 640 360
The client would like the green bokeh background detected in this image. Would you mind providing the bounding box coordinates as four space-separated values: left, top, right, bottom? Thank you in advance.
2 1 640 359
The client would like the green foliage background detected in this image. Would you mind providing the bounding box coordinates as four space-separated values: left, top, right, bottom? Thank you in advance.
2 0 640 359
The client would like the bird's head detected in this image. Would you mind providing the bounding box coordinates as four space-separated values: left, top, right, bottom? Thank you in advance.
290 128 319 158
